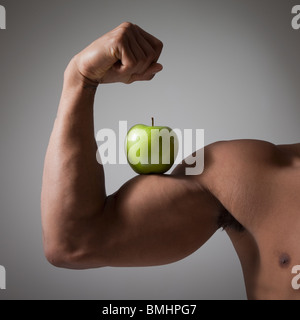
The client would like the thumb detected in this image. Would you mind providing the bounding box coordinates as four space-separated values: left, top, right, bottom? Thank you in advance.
129 63 163 83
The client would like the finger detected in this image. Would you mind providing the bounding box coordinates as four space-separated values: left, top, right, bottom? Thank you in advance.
129 74 155 83
126 34 148 71
117 37 137 71
128 62 163 83
145 62 163 75
135 25 163 62
115 30 148 77
132 25 156 59
130 26 160 75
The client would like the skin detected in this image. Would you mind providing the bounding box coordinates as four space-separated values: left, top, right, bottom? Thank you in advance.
41 22 300 300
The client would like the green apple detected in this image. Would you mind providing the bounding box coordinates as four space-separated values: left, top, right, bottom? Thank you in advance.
126 118 178 174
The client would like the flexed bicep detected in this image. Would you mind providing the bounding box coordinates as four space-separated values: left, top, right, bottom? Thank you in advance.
90 174 220 268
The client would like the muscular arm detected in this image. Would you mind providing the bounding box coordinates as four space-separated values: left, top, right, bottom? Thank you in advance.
41 23 220 269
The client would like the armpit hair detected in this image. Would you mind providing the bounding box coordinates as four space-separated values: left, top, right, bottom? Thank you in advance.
217 208 245 232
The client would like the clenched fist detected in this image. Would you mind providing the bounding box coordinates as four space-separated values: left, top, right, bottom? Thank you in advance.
72 22 163 85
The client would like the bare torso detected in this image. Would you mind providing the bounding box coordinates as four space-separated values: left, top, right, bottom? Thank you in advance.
203 142 300 299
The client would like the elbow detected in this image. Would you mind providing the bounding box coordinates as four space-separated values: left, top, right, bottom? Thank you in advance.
43 242 106 270
41 202 111 269
43 243 77 269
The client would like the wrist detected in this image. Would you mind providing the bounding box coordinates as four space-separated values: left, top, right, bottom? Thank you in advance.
64 57 99 92
57 58 98 118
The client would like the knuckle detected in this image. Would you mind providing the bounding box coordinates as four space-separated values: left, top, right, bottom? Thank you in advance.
111 30 126 44
108 33 127 53
113 22 135 43
119 21 135 32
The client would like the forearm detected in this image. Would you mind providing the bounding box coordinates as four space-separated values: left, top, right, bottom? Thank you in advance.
41 59 106 263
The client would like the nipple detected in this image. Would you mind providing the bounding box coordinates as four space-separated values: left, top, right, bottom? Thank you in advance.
279 253 291 268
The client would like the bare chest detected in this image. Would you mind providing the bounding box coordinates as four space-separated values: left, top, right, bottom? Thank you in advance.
229 166 300 299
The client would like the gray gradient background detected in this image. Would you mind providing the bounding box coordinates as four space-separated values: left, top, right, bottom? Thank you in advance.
0 0 299 300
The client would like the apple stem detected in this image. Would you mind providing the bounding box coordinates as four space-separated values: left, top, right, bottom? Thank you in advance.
152 117 154 126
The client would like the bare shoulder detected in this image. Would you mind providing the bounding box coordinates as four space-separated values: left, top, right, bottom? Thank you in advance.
201 139 289 183
204 139 283 168
173 138 284 204
199 139 286 229
173 139 283 181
